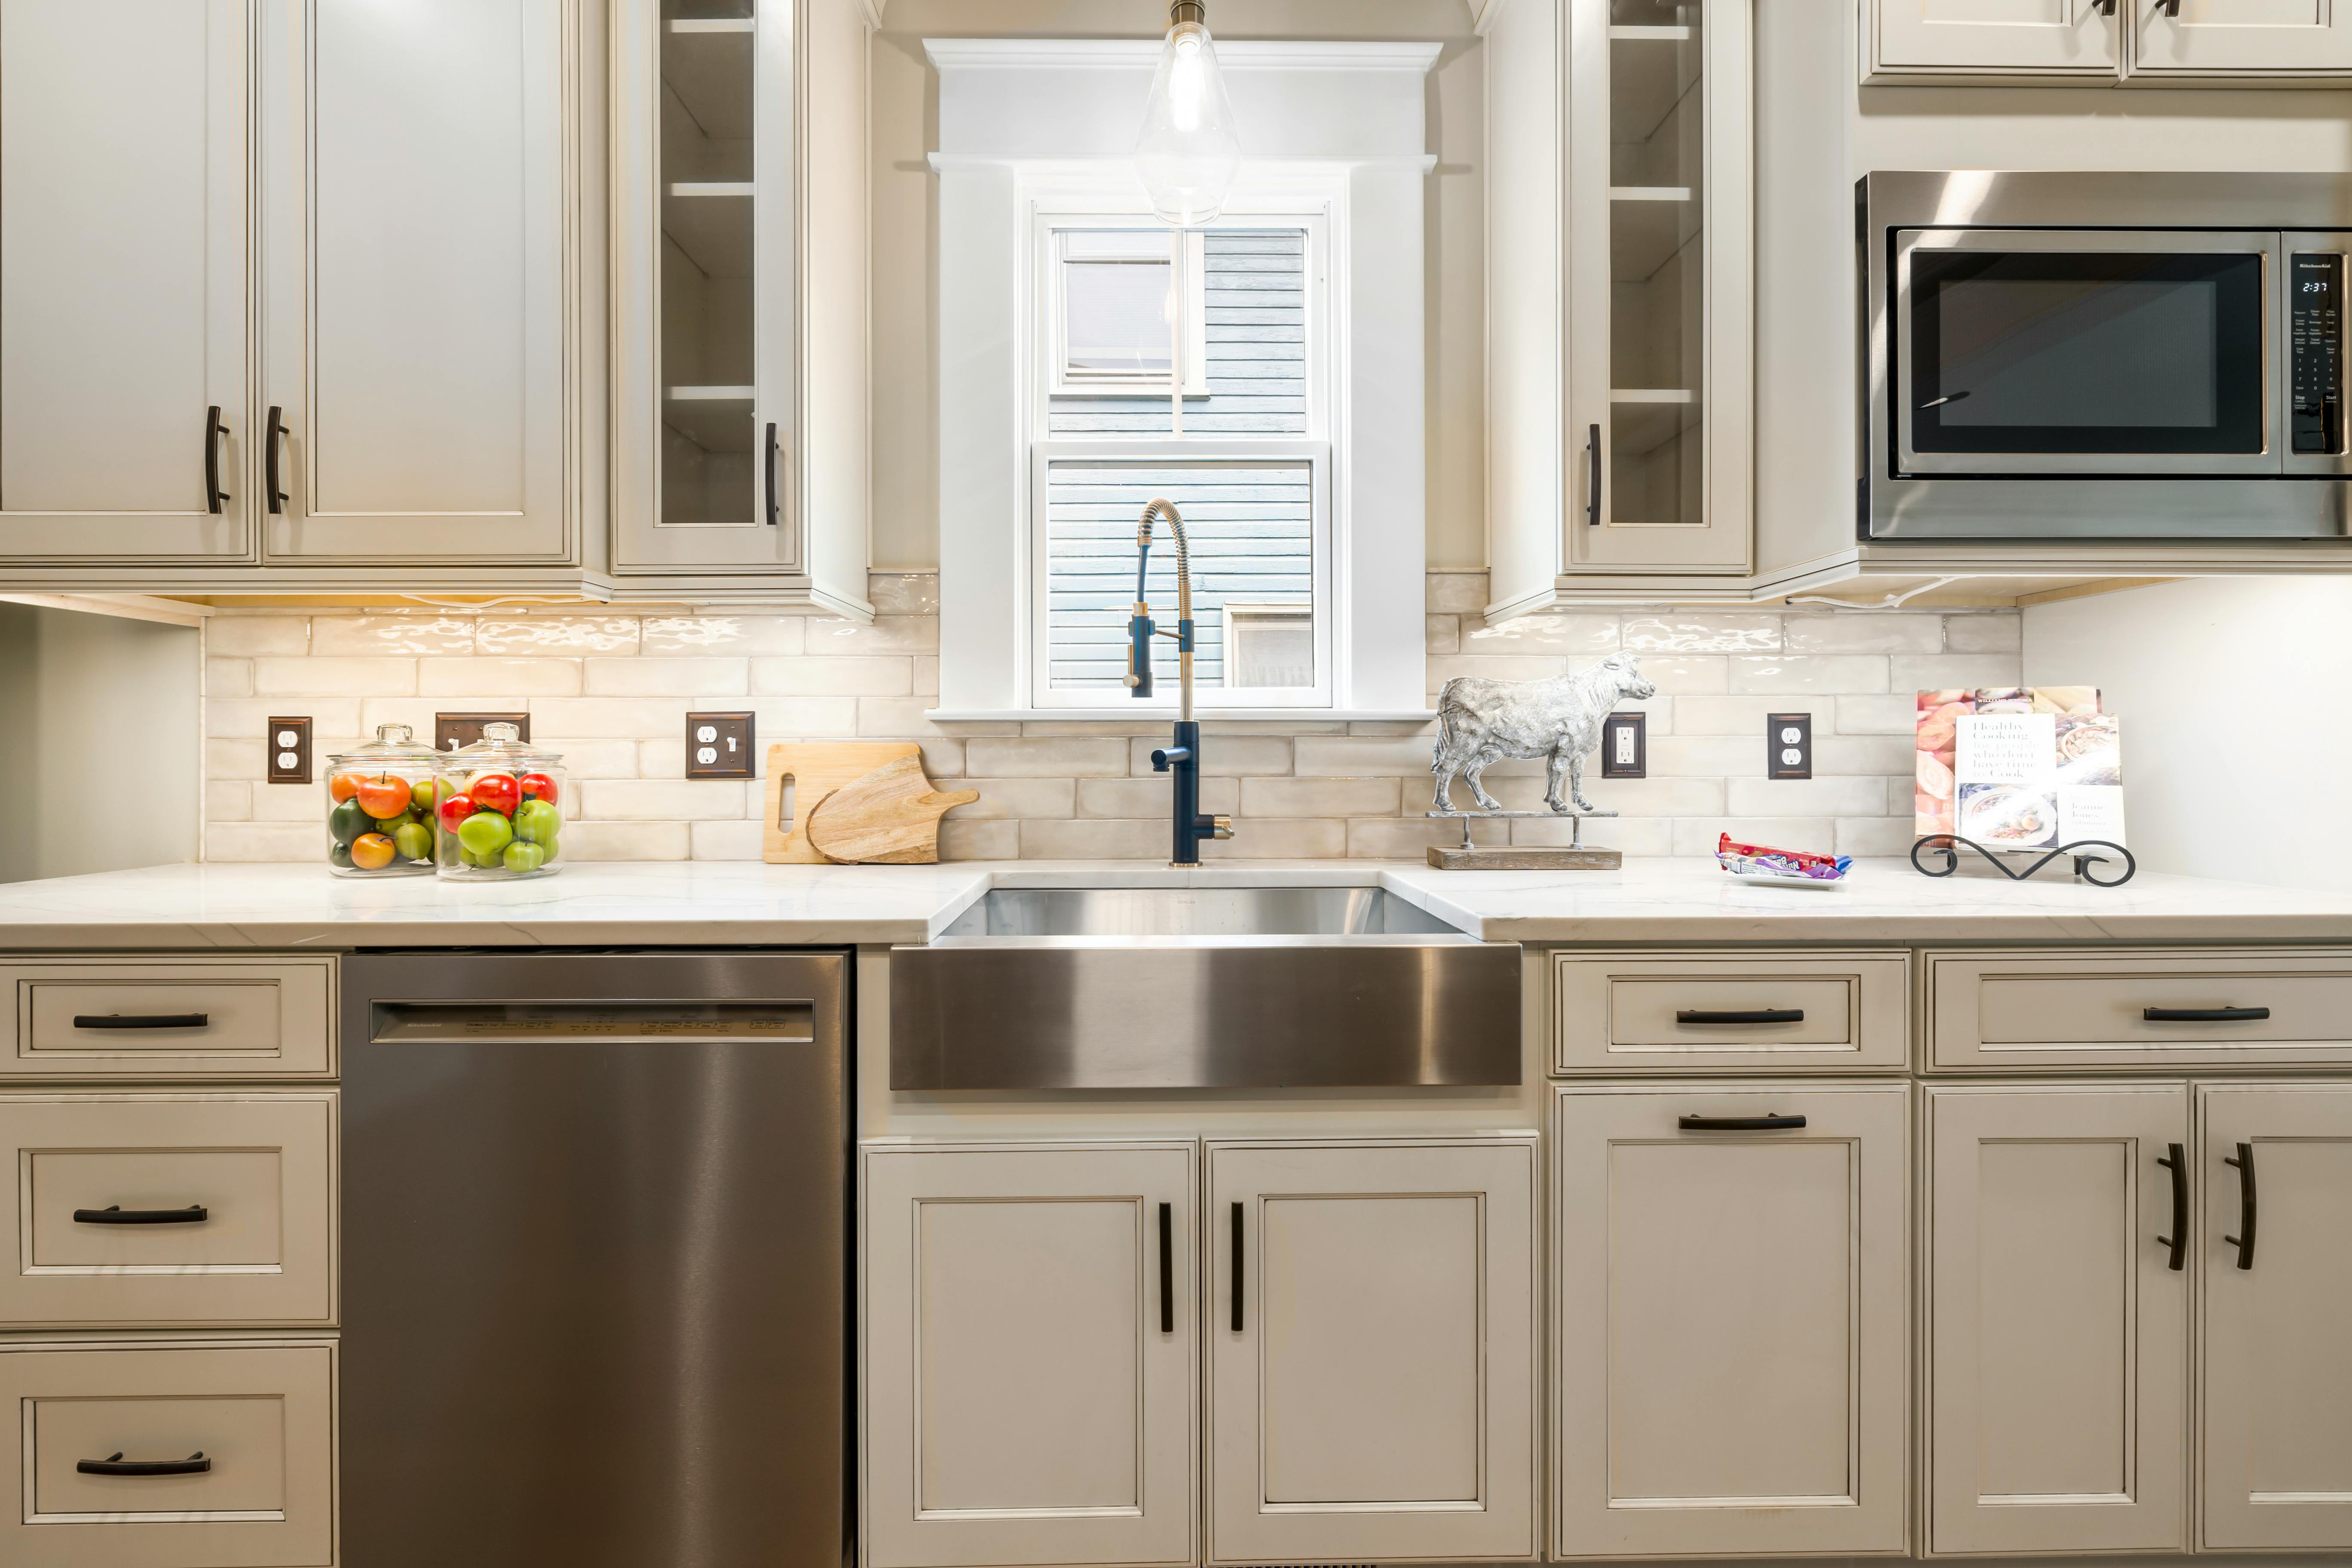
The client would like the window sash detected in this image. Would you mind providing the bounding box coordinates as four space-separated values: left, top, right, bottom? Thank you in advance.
1048 228 1209 395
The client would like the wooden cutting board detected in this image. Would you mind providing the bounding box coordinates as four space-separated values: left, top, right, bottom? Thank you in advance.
763 742 924 864
805 753 980 865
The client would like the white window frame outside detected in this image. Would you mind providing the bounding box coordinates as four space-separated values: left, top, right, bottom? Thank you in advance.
1221 598 1317 691
1049 227 1208 397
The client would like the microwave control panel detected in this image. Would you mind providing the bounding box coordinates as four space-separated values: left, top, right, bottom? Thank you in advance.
2291 252 2344 455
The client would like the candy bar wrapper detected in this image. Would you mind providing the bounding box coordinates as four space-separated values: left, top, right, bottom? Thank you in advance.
1716 834 1852 881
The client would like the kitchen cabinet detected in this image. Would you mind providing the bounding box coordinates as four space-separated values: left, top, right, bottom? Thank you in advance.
2132 0 2352 81
1484 0 1752 616
1552 1083 1908 1558
1924 1083 2190 1556
861 1142 1198 1568
1205 1137 1539 1564
0 0 252 564
1862 0 2121 83
2197 1082 2352 1552
611 0 870 611
1551 948 1910 1074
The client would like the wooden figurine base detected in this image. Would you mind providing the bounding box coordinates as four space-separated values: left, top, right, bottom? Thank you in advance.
1427 845 1622 871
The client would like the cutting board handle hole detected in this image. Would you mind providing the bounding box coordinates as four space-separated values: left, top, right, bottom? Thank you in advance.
776 775 797 833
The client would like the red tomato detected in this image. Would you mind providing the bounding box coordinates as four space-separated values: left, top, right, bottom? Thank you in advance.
469 773 521 815
355 774 413 819
437 792 478 830
519 772 558 805
328 772 364 804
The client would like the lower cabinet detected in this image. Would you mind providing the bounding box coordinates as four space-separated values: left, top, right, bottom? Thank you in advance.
1551 1082 1909 1558
860 1134 1539 1568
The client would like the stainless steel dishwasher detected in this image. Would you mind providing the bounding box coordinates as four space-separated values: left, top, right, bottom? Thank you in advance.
340 949 850 1568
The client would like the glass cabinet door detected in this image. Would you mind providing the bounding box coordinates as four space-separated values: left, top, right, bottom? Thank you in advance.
1568 0 1749 572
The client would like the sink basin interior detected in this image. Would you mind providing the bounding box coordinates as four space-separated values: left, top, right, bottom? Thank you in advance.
937 886 1463 939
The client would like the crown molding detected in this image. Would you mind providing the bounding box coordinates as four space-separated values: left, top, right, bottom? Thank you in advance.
1471 0 1508 38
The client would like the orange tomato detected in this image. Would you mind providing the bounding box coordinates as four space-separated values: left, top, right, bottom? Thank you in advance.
349 832 397 871
355 775 413 819
328 772 364 803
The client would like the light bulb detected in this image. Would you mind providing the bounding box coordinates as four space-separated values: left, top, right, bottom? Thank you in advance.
1136 3 1239 228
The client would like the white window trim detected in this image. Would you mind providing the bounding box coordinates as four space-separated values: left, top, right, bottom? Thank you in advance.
1048 228 1208 397
928 38 1437 723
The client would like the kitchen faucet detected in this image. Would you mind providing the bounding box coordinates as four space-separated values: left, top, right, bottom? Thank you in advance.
1127 498 1234 866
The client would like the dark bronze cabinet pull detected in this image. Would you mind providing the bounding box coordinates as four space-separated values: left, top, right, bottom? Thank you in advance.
264 405 289 513
2223 1141 2257 1271
1229 1201 1243 1332
204 405 231 514
764 421 780 527
1157 1202 1174 1334
74 1204 208 1225
1584 423 1602 527
78 1451 209 1477
72 1013 209 1030
1676 1009 1804 1025
1678 1112 1806 1131
2144 1006 2269 1023
2156 1142 2187 1271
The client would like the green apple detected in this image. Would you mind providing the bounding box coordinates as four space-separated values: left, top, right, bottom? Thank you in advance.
501 840 548 875
329 798 372 846
457 811 514 858
514 799 561 844
410 778 437 814
392 821 433 862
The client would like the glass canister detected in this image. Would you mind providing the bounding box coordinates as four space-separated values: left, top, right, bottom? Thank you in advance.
433 723 565 880
324 723 441 876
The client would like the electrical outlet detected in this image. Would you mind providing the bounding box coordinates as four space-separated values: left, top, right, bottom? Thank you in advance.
686 711 756 780
266 717 312 784
1600 712 1647 779
1768 713 1813 780
435 712 531 753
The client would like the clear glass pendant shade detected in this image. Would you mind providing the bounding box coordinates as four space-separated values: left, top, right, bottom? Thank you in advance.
1135 12 1240 227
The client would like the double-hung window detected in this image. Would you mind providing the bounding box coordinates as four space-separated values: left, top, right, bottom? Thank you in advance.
1031 211 1331 709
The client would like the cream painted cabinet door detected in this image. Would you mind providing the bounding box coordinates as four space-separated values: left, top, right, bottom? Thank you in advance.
862 1142 1196 1568
1868 0 2123 79
1205 1137 1539 1565
2133 0 2352 79
2199 1082 2352 1551
0 0 251 562
257 0 574 564
1926 1083 2190 1556
1552 1083 1908 1558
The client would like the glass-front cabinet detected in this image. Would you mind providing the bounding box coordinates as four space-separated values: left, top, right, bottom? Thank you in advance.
1568 0 1749 572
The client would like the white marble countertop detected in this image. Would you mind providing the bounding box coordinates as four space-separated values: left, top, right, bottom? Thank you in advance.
3 858 2352 948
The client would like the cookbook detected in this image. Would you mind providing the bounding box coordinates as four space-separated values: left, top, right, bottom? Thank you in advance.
1914 687 2125 850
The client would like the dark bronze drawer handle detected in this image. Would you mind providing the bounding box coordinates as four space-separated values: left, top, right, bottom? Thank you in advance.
72 1013 210 1030
2224 1142 2257 1271
2156 1142 2187 1271
2144 1006 2269 1023
78 1451 209 1477
1676 1008 1804 1025
74 1204 208 1225
1158 1202 1174 1334
1678 1113 1807 1132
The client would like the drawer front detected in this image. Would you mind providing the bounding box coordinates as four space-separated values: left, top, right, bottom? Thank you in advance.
0 1094 336 1328
0 1340 335 1568
1552 951 1909 1073
4 959 334 1080
1928 949 2352 1070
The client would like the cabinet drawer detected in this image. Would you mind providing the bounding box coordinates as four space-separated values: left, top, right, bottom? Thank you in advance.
4 958 334 1080
0 1094 335 1329
1552 950 1909 1073
0 1340 336 1568
1926 949 2352 1070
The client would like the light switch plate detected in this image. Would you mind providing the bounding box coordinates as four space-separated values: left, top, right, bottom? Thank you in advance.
266 716 312 784
1600 712 1647 779
436 712 531 753
1768 712 1813 780
686 711 756 780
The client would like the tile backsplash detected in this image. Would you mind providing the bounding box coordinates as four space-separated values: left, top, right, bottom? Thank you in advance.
201 573 2019 862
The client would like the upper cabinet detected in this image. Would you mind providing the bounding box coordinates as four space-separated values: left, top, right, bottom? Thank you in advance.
0 0 252 564
611 0 870 612
1486 0 1753 618
1865 0 2352 86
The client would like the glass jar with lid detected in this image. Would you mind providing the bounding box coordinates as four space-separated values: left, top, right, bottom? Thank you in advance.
432 723 565 880
324 723 441 876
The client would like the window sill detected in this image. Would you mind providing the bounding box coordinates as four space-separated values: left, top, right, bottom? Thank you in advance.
924 707 1438 725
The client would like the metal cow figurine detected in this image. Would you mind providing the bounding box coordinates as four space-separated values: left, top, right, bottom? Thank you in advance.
1430 652 1656 816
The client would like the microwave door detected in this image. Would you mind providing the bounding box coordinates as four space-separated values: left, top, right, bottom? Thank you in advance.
2283 233 2352 477
1893 228 2282 478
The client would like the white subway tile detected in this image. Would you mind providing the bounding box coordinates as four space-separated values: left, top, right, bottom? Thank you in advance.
917 738 965 778
1127 735 1292 777
967 738 1131 778
529 738 638 779
1837 816 1919 858
868 574 941 616
1633 656 1727 695
1464 613 1620 655
562 821 689 861
1024 721 1165 737
1834 695 1918 735
1511 815 1675 855
1672 817 1837 857
804 615 939 655
207 697 362 739
205 781 250 822
1427 653 1569 686
579 779 747 821
528 698 688 740
204 658 254 698
956 778 1082 819
205 617 309 656
1349 720 1438 738
1623 613 1781 653
1815 734 1916 775
1077 775 1231 818
583 657 746 698
1647 734 1759 777
939 818 1018 860
252 657 416 698
1204 818 1346 858
309 616 477 656
1240 777 1400 817
1671 697 1828 736
642 616 806 656
1426 615 1460 654
1019 818 1166 859
911 657 940 698
1889 654 2026 694
751 656 913 697
1728 656 1890 695
476 617 640 655
745 697 862 738
206 738 267 781
205 823 320 862
419 658 582 697
1943 613 2022 654
689 819 767 860
1426 571 1489 614
1347 817 1462 858
639 738 687 780
1782 614 1942 655
1727 776 1888 817
251 782 331 824
1294 737 1441 777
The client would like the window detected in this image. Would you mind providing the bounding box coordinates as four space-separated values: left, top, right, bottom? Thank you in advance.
1053 230 1207 394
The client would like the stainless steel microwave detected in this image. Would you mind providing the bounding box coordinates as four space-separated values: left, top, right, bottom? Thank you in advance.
1862 171 2352 541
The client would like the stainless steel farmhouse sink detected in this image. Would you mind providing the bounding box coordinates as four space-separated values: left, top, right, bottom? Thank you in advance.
889 887 1521 1090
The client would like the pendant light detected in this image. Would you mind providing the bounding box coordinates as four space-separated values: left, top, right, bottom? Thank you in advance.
1135 0 1240 227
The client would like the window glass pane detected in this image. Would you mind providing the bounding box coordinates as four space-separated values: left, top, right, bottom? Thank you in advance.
1044 457 1314 693
1228 607 1314 689
1607 9 1702 526
658 0 755 525
1065 260 1175 374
